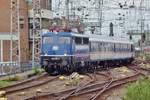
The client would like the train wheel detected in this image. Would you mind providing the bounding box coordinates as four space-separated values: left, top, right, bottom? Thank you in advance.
67 66 72 75
88 64 94 73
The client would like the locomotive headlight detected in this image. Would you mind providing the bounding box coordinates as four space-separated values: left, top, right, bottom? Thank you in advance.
64 53 67 56
52 46 59 51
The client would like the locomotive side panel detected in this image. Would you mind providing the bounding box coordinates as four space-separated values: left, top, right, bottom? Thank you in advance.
74 37 89 60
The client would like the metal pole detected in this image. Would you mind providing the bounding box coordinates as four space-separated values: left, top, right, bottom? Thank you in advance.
32 1 35 68
1 40 3 62
98 0 103 35
0 40 1 62
10 0 13 65
32 32 35 68
32 0 42 68
140 0 144 53
100 0 103 35
66 0 69 20
0 40 4 75
17 0 21 69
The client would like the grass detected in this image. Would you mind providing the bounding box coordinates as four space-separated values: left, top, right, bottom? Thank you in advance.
0 80 11 88
138 53 150 61
0 75 21 88
28 67 44 78
124 77 150 100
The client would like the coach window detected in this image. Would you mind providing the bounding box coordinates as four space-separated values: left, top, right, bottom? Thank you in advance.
126 44 129 51
75 37 82 44
99 42 102 51
131 44 134 52
90 42 95 52
95 42 99 51
119 43 122 51
122 44 124 51
129 44 131 51
102 42 105 51
114 44 116 52
111 43 114 51
105 42 108 51
83 38 89 44
126 44 128 51
116 43 119 52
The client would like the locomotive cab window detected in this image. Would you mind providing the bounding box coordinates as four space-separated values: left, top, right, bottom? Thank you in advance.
83 38 89 44
59 37 70 44
75 37 82 44
43 37 53 44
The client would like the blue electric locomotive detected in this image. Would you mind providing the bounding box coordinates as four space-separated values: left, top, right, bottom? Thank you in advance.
40 32 89 75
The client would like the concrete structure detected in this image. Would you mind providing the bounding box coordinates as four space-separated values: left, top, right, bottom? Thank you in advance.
0 0 29 62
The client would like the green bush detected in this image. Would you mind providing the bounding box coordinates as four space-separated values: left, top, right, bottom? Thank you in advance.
124 78 150 100
32 67 43 75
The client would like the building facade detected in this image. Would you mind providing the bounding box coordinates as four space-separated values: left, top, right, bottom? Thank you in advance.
0 0 29 62
0 0 53 63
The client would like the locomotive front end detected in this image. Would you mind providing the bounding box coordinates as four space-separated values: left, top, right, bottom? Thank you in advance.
40 32 73 75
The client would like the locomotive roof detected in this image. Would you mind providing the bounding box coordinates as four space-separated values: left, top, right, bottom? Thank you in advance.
43 32 89 38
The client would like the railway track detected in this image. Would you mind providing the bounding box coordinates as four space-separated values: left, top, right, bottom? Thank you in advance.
92 64 150 100
58 73 97 100
0 73 47 90
128 62 150 77
24 73 98 100
54 70 138 100
0 73 58 95
89 72 140 100
25 70 141 100
23 62 150 100
91 62 150 100
25 71 112 100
